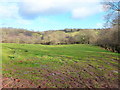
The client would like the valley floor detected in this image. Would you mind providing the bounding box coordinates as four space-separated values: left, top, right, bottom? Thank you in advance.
1 43 120 88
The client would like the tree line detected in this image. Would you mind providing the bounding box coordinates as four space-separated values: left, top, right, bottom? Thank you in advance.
97 0 120 53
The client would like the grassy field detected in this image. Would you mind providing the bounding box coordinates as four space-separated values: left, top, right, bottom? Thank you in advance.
2 43 119 88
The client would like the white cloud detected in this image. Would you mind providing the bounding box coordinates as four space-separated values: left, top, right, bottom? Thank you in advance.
18 0 103 19
72 5 102 19
0 0 22 3
0 0 103 19
72 7 94 19
0 4 19 19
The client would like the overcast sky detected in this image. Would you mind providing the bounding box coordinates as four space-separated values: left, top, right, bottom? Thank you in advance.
0 0 106 31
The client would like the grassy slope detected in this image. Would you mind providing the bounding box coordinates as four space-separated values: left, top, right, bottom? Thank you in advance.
2 43 119 88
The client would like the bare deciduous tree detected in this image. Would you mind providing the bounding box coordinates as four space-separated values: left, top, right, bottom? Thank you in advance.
102 0 120 27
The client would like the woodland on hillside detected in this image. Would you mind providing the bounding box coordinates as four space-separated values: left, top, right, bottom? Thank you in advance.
1 28 99 45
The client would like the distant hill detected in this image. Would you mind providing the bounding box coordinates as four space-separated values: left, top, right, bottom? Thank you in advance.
1 27 99 45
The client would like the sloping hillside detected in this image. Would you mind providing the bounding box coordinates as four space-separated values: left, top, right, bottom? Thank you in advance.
1 27 98 45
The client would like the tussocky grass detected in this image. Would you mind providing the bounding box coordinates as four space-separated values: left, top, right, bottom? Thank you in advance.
2 43 120 88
